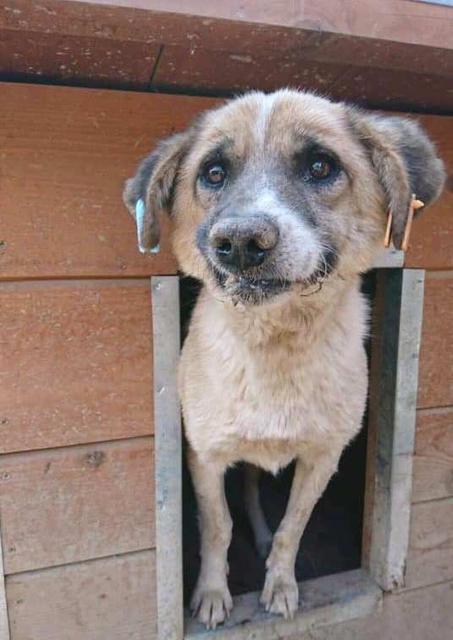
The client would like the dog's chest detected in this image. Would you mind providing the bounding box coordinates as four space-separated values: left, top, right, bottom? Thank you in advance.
193 325 367 453
180 289 368 458
225 339 363 439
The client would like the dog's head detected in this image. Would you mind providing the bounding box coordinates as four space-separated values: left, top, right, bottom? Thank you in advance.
124 90 445 305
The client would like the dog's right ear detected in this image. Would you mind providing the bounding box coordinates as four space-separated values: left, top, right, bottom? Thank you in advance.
347 109 445 248
123 131 192 254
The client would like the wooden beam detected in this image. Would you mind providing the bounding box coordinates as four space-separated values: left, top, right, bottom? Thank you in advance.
364 269 425 591
0 518 10 640
1 1 452 110
5 0 453 53
151 276 183 640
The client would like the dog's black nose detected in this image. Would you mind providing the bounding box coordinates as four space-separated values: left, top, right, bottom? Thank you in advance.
209 217 279 271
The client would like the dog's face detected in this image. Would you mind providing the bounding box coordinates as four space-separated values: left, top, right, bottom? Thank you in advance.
124 90 444 305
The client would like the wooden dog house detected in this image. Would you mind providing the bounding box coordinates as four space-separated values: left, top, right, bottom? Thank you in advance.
0 2 452 639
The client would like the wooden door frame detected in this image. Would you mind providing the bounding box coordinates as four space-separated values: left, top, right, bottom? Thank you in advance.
151 251 425 639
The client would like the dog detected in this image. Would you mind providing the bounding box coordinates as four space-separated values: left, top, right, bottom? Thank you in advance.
124 90 445 629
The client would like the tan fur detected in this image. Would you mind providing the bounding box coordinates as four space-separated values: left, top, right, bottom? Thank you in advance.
181 271 368 626
124 90 445 629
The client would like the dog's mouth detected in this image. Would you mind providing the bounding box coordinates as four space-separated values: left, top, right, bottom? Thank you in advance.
210 264 292 305
230 276 292 303
202 240 337 306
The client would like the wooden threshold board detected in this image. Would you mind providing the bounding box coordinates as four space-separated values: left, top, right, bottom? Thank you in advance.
185 569 382 640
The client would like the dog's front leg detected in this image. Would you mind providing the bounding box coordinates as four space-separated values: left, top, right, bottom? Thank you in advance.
188 448 233 629
261 449 342 619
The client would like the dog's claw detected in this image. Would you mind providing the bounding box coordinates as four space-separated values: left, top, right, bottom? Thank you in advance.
191 584 233 629
260 568 299 619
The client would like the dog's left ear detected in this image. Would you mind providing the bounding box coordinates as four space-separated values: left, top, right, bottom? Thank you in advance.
123 131 192 253
348 110 445 248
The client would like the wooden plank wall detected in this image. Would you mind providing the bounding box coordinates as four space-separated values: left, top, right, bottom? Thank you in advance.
0 82 452 638
0 83 214 640
407 115 453 599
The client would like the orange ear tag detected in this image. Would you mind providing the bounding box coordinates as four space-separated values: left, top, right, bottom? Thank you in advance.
384 195 424 251
384 211 393 248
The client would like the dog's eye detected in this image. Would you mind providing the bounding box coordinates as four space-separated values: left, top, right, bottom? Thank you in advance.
308 154 336 180
202 162 227 187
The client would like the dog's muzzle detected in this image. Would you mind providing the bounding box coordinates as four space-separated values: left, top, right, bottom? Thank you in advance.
199 215 291 304
208 216 279 272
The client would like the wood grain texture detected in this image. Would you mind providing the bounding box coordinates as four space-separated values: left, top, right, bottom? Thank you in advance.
405 497 453 590
143 0 453 51
413 407 453 503
296 578 453 640
329 66 453 111
154 44 351 94
154 49 453 114
3 0 453 54
0 280 153 453
0 30 160 88
0 83 217 279
6 550 156 640
418 274 453 409
0 437 155 574
406 115 453 270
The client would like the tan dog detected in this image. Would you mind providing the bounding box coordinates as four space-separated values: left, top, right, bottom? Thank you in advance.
124 90 445 629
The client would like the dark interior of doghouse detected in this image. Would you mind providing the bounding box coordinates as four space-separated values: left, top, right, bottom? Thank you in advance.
180 273 375 603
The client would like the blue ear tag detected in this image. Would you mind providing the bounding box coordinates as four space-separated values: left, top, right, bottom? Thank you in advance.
135 198 146 223
135 199 160 254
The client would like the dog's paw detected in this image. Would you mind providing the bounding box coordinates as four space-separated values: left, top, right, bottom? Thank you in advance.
190 583 233 630
260 568 299 619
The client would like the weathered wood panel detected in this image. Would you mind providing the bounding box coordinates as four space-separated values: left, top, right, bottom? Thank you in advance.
6 550 156 640
3 0 453 57
299 578 453 640
0 280 153 453
418 274 453 409
0 83 217 279
0 438 155 574
154 48 453 115
0 29 160 88
154 44 351 94
72 0 453 51
328 67 453 112
413 407 453 503
405 497 453 590
186 569 381 640
1 2 452 112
